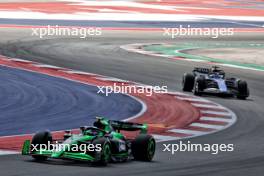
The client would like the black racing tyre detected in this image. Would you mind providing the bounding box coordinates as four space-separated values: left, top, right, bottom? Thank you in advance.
194 77 205 96
132 134 156 162
182 73 195 92
237 80 249 100
92 138 111 166
31 131 52 161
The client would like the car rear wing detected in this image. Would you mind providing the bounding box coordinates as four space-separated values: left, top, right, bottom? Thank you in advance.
193 67 210 74
110 120 148 134
193 67 225 76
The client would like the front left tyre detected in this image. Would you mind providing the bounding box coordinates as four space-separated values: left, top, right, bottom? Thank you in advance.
194 76 206 96
31 131 52 161
237 80 249 100
182 73 195 92
92 138 111 166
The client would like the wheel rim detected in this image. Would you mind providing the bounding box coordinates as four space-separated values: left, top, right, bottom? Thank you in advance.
103 144 111 162
147 139 155 160
195 82 199 93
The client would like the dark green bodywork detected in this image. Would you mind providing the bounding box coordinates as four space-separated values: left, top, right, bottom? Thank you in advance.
22 117 148 162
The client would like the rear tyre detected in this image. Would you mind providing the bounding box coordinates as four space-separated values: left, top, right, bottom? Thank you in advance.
237 80 249 100
31 131 52 161
93 138 111 166
132 134 156 161
182 73 195 92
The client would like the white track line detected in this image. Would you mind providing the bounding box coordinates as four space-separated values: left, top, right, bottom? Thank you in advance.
201 110 231 116
200 116 233 122
189 123 225 130
9 58 32 63
64 70 97 75
176 96 211 103
95 77 130 82
168 129 206 135
0 150 19 155
33 64 62 69
152 134 180 142
191 103 226 109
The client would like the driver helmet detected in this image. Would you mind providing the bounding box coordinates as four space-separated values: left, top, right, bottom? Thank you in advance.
93 117 113 133
211 66 220 73
94 119 105 130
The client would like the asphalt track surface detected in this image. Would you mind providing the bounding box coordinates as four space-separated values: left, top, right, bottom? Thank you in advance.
0 31 264 176
0 65 142 136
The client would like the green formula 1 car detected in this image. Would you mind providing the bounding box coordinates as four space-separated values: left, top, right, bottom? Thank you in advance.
22 117 156 165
